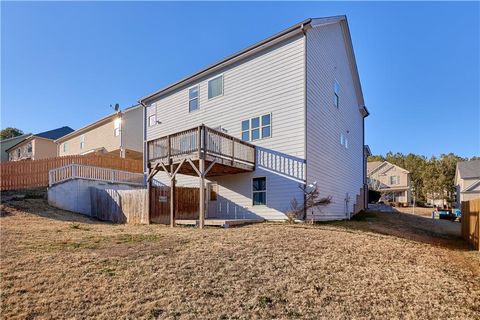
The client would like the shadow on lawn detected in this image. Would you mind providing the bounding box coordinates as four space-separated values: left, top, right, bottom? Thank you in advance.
321 210 468 251
0 198 111 225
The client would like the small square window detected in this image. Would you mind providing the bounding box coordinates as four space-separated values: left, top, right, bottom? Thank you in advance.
251 117 260 129
252 128 260 140
261 114 270 126
241 120 249 131
262 126 270 138
208 75 223 99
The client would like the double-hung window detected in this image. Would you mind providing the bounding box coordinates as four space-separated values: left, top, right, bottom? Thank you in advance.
241 114 271 142
80 135 85 149
334 80 340 108
114 118 121 136
189 86 199 112
252 177 267 206
390 176 399 185
208 75 223 99
148 103 157 127
27 142 32 153
63 142 68 152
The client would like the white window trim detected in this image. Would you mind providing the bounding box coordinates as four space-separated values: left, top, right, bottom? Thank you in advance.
334 79 340 108
252 176 267 206
80 135 85 149
63 142 68 152
241 113 272 142
148 103 157 127
207 74 224 100
188 84 200 113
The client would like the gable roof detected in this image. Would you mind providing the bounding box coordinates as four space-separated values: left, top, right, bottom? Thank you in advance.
5 126 74 152
0 133 31 144
457 160 480 180
35 126 74 140
54 105 141 143
367 160 410 176
139 15 366 112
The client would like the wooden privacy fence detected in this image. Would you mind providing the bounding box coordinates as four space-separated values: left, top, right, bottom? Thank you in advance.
0 154 143 190
90 188 148 224
461 198 480 251
87 186 199 224
150 186 199 224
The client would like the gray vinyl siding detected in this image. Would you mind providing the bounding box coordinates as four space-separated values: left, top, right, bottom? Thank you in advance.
148 34 306 220
305 22 364 220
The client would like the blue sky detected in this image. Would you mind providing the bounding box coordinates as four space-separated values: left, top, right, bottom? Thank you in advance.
1 1 479 158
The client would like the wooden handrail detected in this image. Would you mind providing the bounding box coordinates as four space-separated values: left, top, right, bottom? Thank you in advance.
147 125 256 166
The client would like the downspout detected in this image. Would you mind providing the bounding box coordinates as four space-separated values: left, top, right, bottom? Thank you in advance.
139 101 148 178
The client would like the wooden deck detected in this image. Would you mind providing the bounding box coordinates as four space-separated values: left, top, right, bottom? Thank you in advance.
146 125 257 229
175 219 264 228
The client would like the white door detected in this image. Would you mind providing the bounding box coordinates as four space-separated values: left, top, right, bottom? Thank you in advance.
207 182 218 218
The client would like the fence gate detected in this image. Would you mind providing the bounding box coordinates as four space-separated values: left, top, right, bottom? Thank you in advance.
150 186 199 224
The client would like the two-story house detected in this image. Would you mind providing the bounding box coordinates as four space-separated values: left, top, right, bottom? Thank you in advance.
6 127 73 161
55 105 143 160
454 160 480 208
367 161 411 205
141 16 369 222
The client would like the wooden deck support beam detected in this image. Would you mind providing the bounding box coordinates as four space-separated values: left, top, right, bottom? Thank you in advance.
170 163 176 228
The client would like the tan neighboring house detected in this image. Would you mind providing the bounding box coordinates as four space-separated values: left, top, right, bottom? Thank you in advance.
55 105 143 160
6 127 74 161
367 160 411 205
455 160 480 208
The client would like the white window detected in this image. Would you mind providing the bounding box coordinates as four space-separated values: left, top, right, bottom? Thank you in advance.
114 118 121 136
27 142 32 153
80 135 85 149
252 177 267 206
334 80 340 108
241 114 271 142
208 75 223 99
189 85 199 112
390 176 399 185
147 103 157 127
63 142 68 152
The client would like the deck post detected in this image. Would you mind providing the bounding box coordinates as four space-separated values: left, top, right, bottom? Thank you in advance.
199 157 205 229
146 163 151 224
170 163 176 228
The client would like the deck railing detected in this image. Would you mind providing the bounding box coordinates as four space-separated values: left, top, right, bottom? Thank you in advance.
49 164 145 187
147 125 255 166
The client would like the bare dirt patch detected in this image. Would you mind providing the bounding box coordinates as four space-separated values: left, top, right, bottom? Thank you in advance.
1 199 479 319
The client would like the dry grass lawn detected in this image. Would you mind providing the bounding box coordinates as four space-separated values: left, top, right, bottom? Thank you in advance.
1 199 479 319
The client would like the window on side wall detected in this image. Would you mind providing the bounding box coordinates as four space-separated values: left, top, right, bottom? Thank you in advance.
252 177 267 206
189 85 199 112
334 80 340 108
27 142 32 153
148 103 157 127
114 118 121 136
241 114 271 141
63 142 68 152
390 176 399 185
80 135 85 149
208 75 223 99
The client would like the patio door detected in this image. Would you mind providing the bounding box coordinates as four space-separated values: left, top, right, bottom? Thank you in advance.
207 182 218 218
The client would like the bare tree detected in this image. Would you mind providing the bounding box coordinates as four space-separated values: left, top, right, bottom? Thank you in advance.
286 183 331 223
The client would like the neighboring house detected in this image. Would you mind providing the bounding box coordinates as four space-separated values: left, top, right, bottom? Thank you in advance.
367 161 411 205
141 16 369 221
0 133 31 162
6 127 74 161
55 105 143 160
455 160 480 208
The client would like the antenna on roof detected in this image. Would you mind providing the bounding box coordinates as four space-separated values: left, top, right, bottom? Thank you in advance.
110 103 120 111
